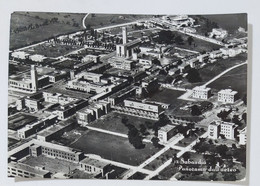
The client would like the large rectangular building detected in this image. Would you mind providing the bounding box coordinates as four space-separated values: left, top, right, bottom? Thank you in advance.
192 86 211 100
218 89 238 104
208 120 237 140
8 162 51 178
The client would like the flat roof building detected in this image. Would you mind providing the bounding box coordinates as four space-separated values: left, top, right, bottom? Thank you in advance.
218 89 238 104
192 86 211 100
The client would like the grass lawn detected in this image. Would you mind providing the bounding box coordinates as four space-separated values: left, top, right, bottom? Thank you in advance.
147 88 185 106
144 149 180 171
127 172 148 180
208 64 247 98
157 162 180 179
10 12 86 49
89 112 156 135
69 130 160 166
176 135 198 147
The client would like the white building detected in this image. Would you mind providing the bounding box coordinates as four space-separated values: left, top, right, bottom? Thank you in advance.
208 120 237 140
238 127 247 145
218 89 238 103
192 86 211 100
158 125 176 143
29 54 47 62
11 51 30 60
209 28 228 39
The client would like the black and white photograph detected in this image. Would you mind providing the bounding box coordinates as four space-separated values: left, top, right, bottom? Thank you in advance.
6 11 249 182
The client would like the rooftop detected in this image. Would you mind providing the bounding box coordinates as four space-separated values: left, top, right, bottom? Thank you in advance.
193 86 211 91
80 157 109 168
159 124 175 132
218 89 238 95
8 161 50 176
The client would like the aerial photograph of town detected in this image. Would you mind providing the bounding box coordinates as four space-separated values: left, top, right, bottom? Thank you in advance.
7 12 247 181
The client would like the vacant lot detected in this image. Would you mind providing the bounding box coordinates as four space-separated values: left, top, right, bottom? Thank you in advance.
208 64 247 98
69 130 160 166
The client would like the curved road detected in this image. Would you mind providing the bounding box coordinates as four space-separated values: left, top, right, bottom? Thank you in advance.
203 61 247 87
82 13 90 29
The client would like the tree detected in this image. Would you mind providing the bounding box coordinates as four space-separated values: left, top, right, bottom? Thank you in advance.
127 125 145 149
174 35 184 45
187 36 194 46
216 144 228 157
151 137 163 148
157 30 174 44
232 115 242 126
140 124 147 135
121 117 128 125
190 105 202 116
242 113 247 123
186 69 202 83
242 94 247 105
182 152 190 160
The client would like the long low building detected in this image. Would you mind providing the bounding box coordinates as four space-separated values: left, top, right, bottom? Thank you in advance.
37 119 76 142
113 99 164 120
79 158 110 177
8 161 51 178
17 115 58 139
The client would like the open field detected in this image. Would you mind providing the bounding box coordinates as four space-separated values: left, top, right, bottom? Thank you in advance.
89 112 156 135
208 64 247 98
180 53 247 89
203 14 247 33
84 14 153 30
69 130 160 166
172 31 222 53
10 12 86 49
